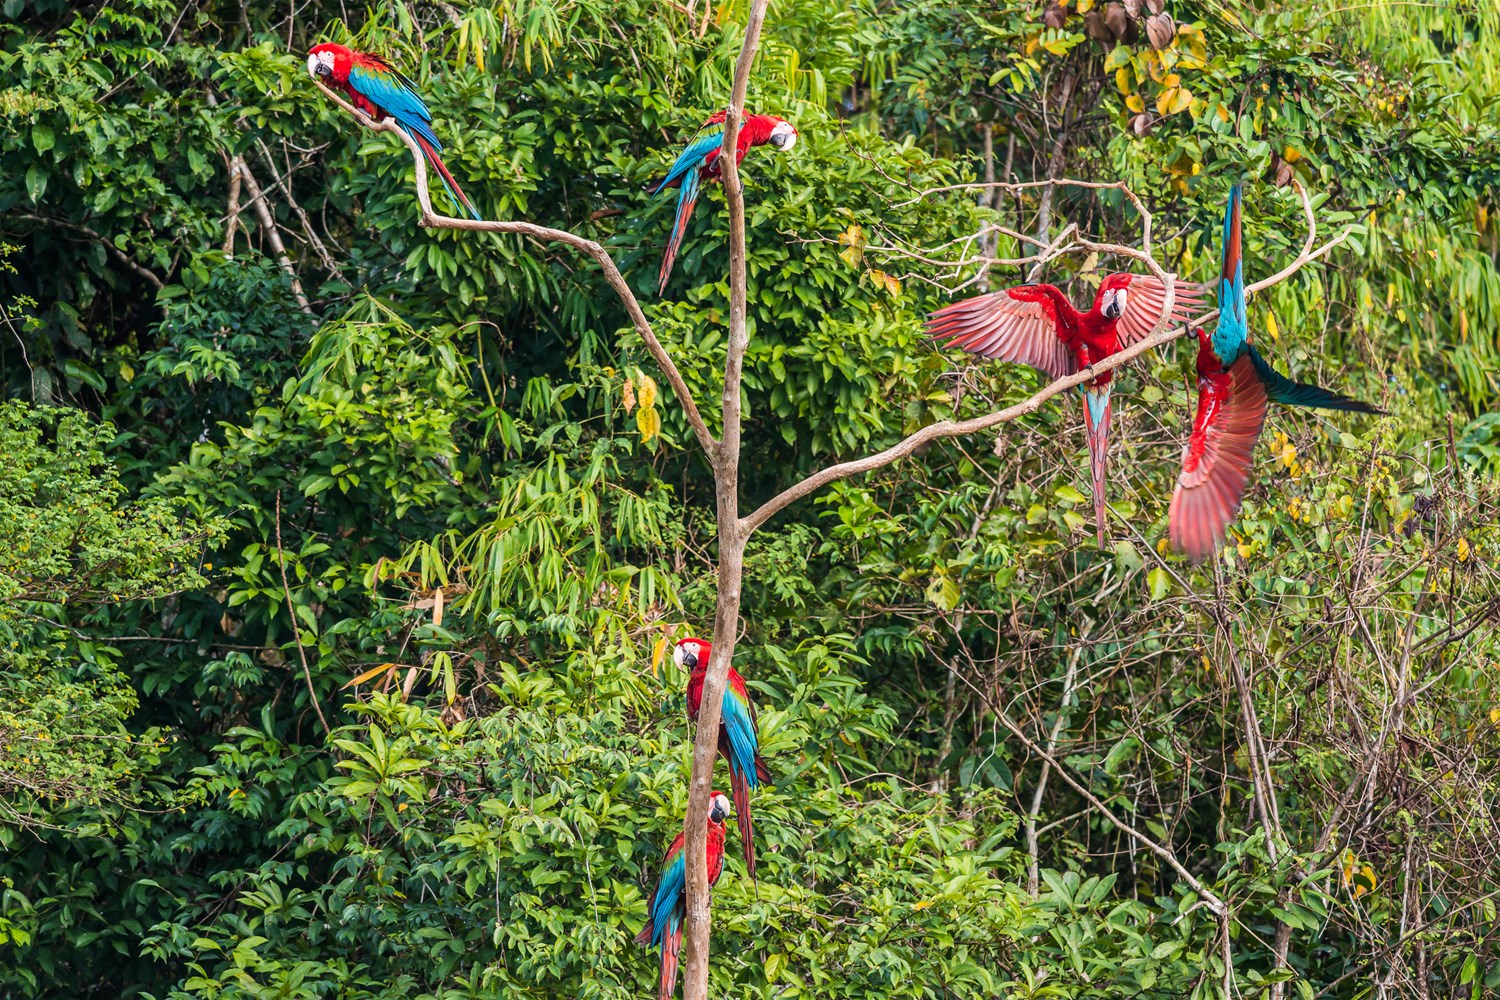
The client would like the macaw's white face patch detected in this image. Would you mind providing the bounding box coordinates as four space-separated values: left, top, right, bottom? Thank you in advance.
769 119 798 150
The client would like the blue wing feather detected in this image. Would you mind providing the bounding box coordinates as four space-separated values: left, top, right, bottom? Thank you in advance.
721 686 763 791
348 64 443 150
647 847 686 944
1210 185 1247 365
653 126 726 195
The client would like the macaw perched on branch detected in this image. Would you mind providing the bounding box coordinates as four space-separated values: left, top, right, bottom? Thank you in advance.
1169 185 1383 561
306 42 482 221
634 791 732 1000
650 110 798 295
928 271 1208 544
676 637 773 879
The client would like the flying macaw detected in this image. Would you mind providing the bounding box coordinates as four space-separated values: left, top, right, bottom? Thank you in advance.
650 111 799 295
676 636 773 880
305 42 482 221
634 791 732 1000
1168 185 1383 561
928 271 1209 544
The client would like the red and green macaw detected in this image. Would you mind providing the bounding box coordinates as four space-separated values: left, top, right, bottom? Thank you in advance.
651 111 799 295
634 791 732 1000
676 637 773 880
306 42 482 221
1168 185 1383 561
928 271 1208 544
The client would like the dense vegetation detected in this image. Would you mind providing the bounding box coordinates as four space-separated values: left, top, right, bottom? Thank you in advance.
3 0 1499 997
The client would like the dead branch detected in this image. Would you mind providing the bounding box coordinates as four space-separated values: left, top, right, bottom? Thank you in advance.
311 79 718 459
237 156 313 314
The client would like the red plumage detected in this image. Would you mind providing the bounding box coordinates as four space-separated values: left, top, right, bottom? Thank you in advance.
928 275 1207 544
678 637 773 878
1168 338 1269 562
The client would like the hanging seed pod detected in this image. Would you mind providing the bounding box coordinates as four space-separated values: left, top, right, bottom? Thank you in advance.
1085 8 1114 44
1124 0 1145 16
1043 1 1069 29
1131 113 1153 136
1146 11 1175 49
1145 0 1165 13
1105 2 1132 41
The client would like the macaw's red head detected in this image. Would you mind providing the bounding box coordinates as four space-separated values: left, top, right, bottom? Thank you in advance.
708 791 733 824
1096 272 1134 321
306 43 354 83
743 114 799 151
673 636 712 673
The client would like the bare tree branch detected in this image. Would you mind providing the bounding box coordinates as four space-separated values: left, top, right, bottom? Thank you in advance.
310 79 719 459
237 156 314 314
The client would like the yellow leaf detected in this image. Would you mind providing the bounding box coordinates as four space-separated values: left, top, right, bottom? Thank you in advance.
432 586 444 627
1266 312 1280 341
1216 103 1230 123
343 662 401 689
1076 0 1095 10
1459 309 1469 341
1116 67 1132 95
1490 707 1500 726
912 900 933 911
1162 73 1181 88
1126 93 1145 113
1200 653 1212 672
1396 308 1407 323
1386 282 1396 307
621 376 636 415
651 635 669 677
636 404 662 444
1458 538 1471 562
1156 536 1172 556
1156 87 1179 116
637 374 659 409
1167 86 1193 115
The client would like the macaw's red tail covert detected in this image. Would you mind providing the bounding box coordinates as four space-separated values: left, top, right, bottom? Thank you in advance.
675 636 773 880
306 42 482 221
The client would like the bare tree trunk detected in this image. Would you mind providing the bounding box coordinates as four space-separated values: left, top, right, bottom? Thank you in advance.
679 5 770 1000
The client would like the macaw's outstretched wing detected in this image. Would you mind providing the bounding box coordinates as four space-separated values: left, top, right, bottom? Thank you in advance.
1114 275 1211 346
1169 352 1268 562
1248 345 1385 414
925 286 1075 381
346 60 442 150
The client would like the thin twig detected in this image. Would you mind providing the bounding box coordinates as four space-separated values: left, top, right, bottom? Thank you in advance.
275 490 330 736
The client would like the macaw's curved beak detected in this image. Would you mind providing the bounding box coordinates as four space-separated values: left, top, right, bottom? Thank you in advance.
768 122 798 150
1100 286 1128 320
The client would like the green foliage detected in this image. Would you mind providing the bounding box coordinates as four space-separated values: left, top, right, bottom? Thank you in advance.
1 0 1498 998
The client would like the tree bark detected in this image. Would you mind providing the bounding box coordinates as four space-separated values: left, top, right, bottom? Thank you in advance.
679 4 770 1000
